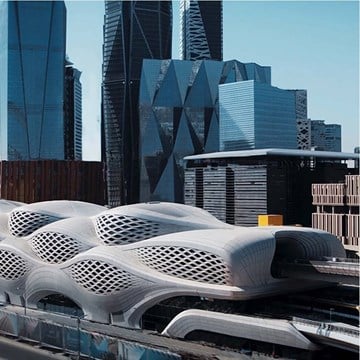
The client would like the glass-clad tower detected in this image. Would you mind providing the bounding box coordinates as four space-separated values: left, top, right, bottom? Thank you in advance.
139 59 271 203
102 1 172 206
0 1 66 160
180 0 222 60
64 60 82 160
219 81 297 151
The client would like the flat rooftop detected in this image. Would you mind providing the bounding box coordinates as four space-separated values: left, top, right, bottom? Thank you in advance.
184 148 360 161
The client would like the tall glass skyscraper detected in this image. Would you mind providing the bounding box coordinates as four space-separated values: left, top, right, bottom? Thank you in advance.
102 1 172 206
64 60 82 160
0 1 66 160
219 81 297 151
180 0 222 60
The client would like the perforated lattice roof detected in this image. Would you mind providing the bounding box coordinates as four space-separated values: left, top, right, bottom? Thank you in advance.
68 260 141 295
30 232 81 264
95 214 161 245
135 246 230 285
9 211 58 237
0 249 28 280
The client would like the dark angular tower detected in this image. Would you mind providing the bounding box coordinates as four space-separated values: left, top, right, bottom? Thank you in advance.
180 0 222 61
102 1 172 206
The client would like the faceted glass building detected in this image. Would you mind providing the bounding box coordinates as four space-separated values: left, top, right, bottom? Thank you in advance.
139 59 271 203
0 1 66 160
102 1 172 206
64 61 82 160
180 0 222 60
219 81 297 151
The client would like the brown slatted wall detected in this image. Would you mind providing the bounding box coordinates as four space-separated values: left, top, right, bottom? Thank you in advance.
0 161 105 205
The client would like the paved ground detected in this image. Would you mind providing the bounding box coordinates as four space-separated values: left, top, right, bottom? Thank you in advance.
0 336 69 360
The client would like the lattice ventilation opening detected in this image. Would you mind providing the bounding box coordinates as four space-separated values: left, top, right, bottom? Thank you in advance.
135 246 231 285
0 249 29 280
30 232 81 263
95 214 161 245
9 211 59 237
67 260 141 295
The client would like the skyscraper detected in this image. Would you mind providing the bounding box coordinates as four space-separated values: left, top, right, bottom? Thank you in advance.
0 1 66 160
180 0 223 60
325 124 341 152
102 1 172 206
139 59 271 203
219 81 297 151
311 120 326 150
64 59 82 160
287 90 310 150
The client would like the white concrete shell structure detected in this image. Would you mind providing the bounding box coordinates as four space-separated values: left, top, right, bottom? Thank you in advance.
0 200 346 350
162 310 319 350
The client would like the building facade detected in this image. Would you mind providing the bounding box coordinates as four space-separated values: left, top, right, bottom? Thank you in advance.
0 160 105 205
102 1 172 207
180 0 222 60
310 120 326 150
184 149 357 227
325 124 341 152
312 175 359 251
297 119 311 150
219 81 297 151
311 120 341 152
0 1 66 160
287 89 311 150
64 61 82 160
139 59 271 203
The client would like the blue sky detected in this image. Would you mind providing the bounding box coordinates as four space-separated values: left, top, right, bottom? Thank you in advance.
65 0 359 160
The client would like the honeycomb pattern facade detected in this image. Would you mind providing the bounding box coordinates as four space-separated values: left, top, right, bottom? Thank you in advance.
9 211 59 237
67 260 142 295
0 249 29 280
95 214 161 245
135 246 230 285
0 200 346 328
30 232 81 264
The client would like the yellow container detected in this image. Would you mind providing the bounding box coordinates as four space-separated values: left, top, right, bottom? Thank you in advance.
258 214 283 226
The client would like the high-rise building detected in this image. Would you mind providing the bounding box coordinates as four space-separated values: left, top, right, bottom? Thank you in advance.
311 120 342 152
219 81 297 151
297 119 311 150
0 1 66 160
310 120 326 151
139 59 271 203
287 90 311 150
180 0 222 60
325 124 341 152
64 60 82 160
102 1 172 206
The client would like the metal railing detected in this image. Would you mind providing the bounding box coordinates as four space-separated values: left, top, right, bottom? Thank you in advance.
292 317 359 338
0 308 180 360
